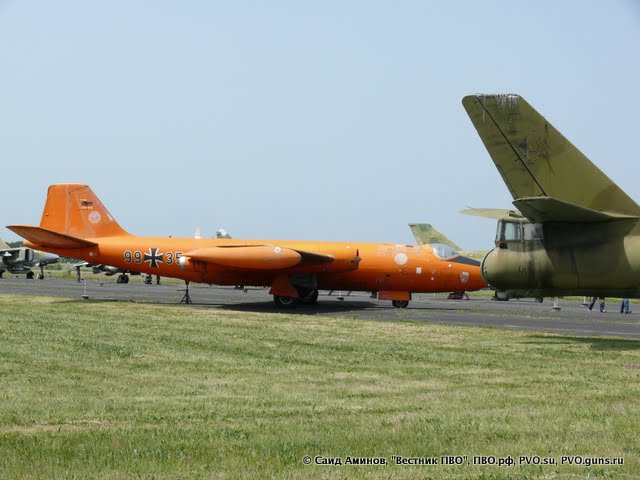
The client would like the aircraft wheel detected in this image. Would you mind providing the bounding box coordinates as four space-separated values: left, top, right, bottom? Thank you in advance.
297 288 319 305
536 297 543 303
0 271 3 278
123 275 129 284
392 300 409 308
273 295 298 308
37 273 45 280
26 271 35 279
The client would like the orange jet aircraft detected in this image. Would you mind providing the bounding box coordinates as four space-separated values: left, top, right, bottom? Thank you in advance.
8 184 486 307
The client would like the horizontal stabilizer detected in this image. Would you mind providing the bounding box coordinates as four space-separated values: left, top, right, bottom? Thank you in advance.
6 225 98 249
460 208 523 220
512 197 640 223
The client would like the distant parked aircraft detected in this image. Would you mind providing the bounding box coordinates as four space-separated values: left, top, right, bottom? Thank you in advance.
409 224 487 261
0 238 59 279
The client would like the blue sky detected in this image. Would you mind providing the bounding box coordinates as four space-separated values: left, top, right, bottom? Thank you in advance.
1 1 639 249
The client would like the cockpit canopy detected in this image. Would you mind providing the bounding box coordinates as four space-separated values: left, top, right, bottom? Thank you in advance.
495 219 544 246
430 243 459 259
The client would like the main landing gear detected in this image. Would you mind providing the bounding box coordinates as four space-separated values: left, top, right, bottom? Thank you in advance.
116 274 129 284
392 300 409 308
273 288 319 308
273 295 297 308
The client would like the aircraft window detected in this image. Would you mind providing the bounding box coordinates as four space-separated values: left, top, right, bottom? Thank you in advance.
523 223 544 241
495 221 502 243
430 243 459 259
503 222 521 241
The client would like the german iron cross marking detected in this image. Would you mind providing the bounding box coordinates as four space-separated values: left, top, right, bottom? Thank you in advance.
144 248 164 268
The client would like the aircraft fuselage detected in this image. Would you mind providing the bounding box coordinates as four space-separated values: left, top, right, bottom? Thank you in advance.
482 218 640 298
27 236 485 295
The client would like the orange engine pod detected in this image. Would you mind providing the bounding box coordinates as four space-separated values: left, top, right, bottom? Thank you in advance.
178 244 361 273
180 245 303 270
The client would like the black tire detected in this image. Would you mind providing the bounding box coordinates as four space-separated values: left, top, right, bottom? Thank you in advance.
26 271 34 279
297 288 319 305
123 275 129 284
273 295 298 308
392 300 409 308
37 273 45 280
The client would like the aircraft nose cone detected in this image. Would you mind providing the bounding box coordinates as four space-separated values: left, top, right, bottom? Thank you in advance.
481 249 499 287
43 253 60 264
481 248 517 290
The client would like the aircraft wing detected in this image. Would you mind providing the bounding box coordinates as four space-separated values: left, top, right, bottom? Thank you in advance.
462 94 640 220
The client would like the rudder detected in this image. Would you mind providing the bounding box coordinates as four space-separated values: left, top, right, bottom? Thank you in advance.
409 224 461 249
39 184 129 239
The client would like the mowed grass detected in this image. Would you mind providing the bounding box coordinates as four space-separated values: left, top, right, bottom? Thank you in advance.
0 296 639 479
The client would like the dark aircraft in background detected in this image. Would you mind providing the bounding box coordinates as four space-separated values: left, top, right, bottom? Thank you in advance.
463 93 640 300
73 261 140 283
0 238 59 279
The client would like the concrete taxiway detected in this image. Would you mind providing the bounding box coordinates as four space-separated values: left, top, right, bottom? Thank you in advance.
1 277 640 339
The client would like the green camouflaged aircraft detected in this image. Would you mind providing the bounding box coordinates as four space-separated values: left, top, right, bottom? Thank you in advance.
408 224 487 261
463 94 640 300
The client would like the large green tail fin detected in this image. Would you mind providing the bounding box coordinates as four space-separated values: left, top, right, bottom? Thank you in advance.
462 94 640 219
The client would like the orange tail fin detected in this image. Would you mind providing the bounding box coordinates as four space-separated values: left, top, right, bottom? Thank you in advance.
39 184 130 239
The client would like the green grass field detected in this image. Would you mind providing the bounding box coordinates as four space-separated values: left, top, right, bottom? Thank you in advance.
0 295 638 479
